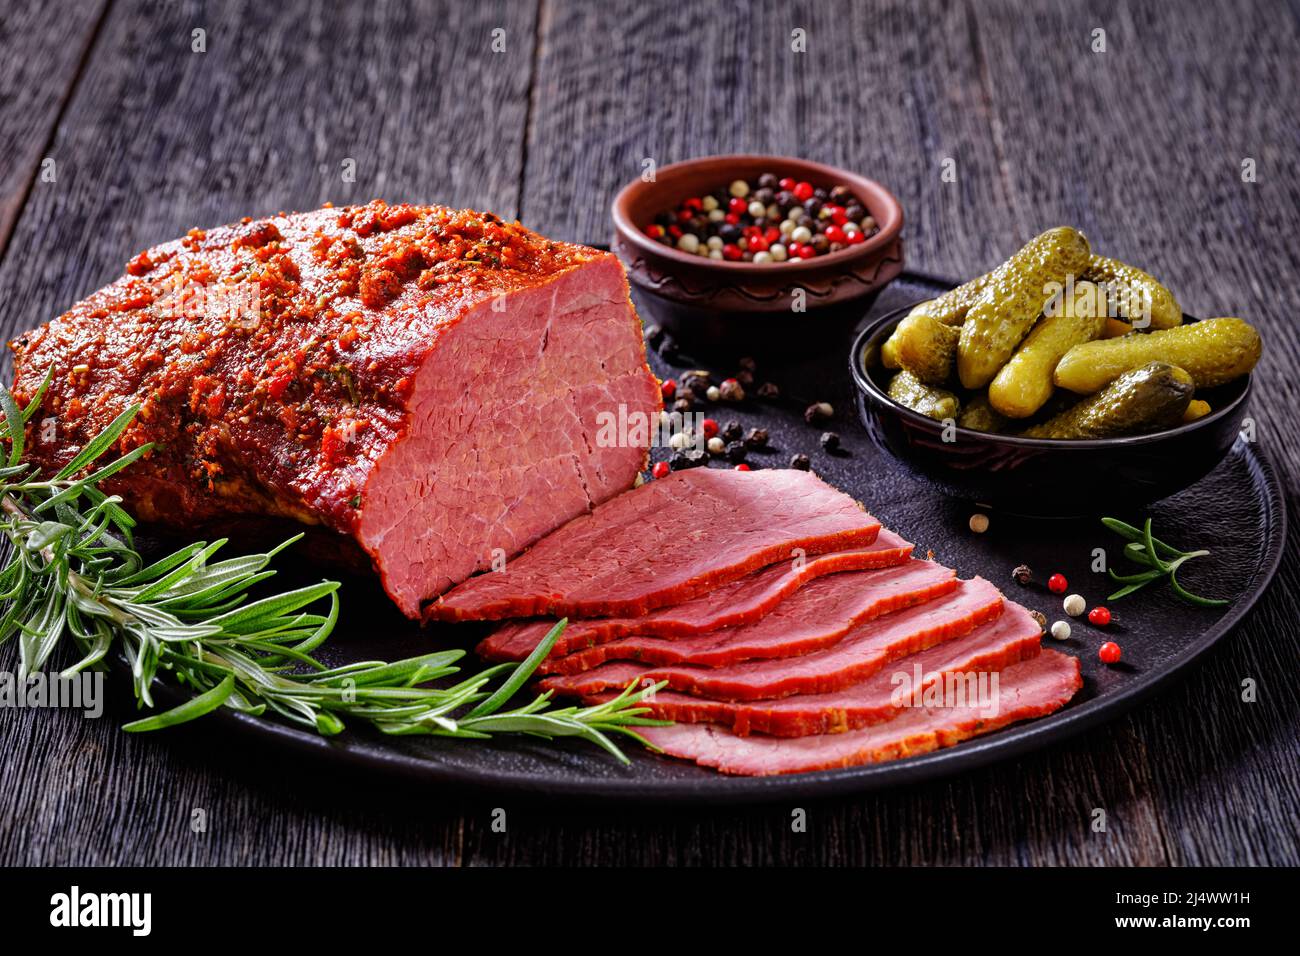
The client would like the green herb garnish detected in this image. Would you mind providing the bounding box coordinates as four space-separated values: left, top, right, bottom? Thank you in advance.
0 374 664 761
1100 516 1228 607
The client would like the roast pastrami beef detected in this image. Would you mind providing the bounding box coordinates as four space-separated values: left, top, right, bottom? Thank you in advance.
588 601 1046 736
8 202 660 617
477 529 913 664
538 577 1005 701
426 469 883 622
639 650 1082 775
541 559 957 674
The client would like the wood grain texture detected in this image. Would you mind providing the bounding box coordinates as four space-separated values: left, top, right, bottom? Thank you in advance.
0 0 108 255
0 0 1298 867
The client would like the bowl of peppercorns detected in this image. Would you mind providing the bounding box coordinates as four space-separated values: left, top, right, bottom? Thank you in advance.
612 155 903 356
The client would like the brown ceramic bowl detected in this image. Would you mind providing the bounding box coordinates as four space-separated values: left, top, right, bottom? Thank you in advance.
611 155 904 357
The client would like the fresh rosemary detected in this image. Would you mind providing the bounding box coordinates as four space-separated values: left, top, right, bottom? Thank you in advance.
0 375 665 761
1101 516 1229 607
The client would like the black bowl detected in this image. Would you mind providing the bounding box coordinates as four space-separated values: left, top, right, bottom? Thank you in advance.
850 304 1253 517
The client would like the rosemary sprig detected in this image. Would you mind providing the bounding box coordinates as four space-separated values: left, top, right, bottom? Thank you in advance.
0 378 665 761
1100 516 1228 607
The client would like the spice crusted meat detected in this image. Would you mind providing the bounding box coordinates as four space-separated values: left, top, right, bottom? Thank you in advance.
8 201 660 617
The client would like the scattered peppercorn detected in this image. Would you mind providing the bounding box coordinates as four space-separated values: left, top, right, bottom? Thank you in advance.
701 418 719 439
733 463 752 471
1011 564 1033 586
670 448 709 470
820 431 840 452
706 385 721 401
969 513 990 534
1063 593 1086 617
651 460 670 479
681 370 711 398
722 420 743 443
1047 573 1068 594
1029 609 1047 631
789 453 811 470
660 379 676 401
756 382 780 400
1050 620 1072 641
804 401 833 424
707 436 726 455
719 378 745 402
725 441 747 463
1089 606 1112 627
744 427 769 449
1098 641 1122 664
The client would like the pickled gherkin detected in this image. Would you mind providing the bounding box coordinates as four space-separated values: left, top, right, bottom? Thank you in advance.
886 311 961 385
957 227 1092 389
1084 255 1182 331
988 280 1108 418
1054 317 1261 393
905 269 996 327
887 370 961 421
957 393 1009 433
1022 362 1194 440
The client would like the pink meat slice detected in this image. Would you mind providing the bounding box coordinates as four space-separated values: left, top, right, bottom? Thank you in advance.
538 577 1005 701
639 650 1082 775
588 601 1045 735
426 469 882 622
542 558 956 674
477 529 913 664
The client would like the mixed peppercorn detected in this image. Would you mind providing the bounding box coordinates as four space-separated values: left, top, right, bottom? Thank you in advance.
1009 564 1120 665
643 174 879 263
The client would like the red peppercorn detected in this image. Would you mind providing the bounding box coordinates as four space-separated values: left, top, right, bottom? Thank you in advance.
1047 573 1068 594
778 177 796 191
701 418 719 439
749 236 769 253
644 224 665 239
651 461 670 479
824 224 846 244
682 197 703 212
660 379 676 400
743 224 762 240
724 212 741 225
676 208 694 223
846 229 866 245
667 224 683 239
795 243 817 260
1098 641 1122 664
829 205 848 225
793 181 814 201
722 243 743 261
733 463 752 471
763 226 780 244
728 196 748 214
1088 606 1112 626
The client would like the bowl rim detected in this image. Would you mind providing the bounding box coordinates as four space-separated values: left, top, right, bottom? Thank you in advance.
850 302 1253 449
611 153 904 275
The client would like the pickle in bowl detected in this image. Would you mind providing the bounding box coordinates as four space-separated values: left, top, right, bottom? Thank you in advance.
1022 361 1194 440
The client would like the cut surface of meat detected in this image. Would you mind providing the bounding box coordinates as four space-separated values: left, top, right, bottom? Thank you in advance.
538 577 1005 701
542 558 956 674
589 601 1045 735
8 201 659 617
639 650 1082 775
477 529 913 664
427 469 881 622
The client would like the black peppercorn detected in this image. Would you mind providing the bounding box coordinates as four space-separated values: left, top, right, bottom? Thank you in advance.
673 397 694 414
757 173 778 190
725 441 747 463
811 235 830 254
789 453 811 471
844 203 866 223
756 381 780 400
804 198 823 218
722 420 743 443
804 401 834 424
753 187 774 205
744 427 769 449
820 431 840 452
670 448 708 471
829 185 854 204
1011 564 1033 586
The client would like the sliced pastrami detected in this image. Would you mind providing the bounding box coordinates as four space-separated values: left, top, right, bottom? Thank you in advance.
542 558 956 674
588 601 1044 735
477 530 913 663
638 650 1082 775
427 469 882 622
538 577 1005 702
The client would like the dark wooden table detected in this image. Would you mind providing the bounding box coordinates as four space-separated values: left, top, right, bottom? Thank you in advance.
1 0 1297 866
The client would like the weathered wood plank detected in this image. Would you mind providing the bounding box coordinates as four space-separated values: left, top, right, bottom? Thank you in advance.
0 0 108 256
